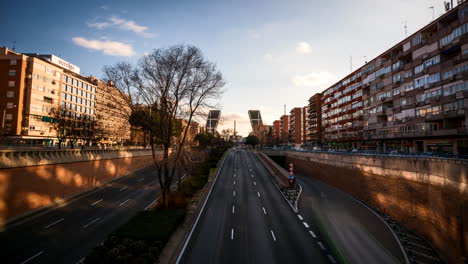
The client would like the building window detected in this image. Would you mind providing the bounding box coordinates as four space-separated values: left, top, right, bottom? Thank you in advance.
411 33 422 47
62 92 66 100
5 114 12 120
63 75 67 82
6 91 14 98
44 97 53 104
7 102 14 108
8 70 16 76
8 81 15 87
10 59 17 65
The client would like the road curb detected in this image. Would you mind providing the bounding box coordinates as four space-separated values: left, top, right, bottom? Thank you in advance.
171 150 229 264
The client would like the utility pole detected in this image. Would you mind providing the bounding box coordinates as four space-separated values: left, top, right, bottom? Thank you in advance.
284 104 286 116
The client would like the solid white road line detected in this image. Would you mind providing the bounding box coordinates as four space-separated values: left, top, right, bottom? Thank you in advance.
234 180 236 185
143 186 149 190
309 230 317 238
251 174 253 178
270 230 277 242
91 199 103 206
317 241 326 250
82 217 100 229
298 215 303 220
231 228 234 240
328 255 337 263
232 205 235 214
76 257 85 264
138 178 144 182
262 207 267 215
119 199 130 206
234 174 236 177
20 251 44 264
257 192 261 198
43 218 64 229
120 186 127 191
303 222 310 228
254 181 256 186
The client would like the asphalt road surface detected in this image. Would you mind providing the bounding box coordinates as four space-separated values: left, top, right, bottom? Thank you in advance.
296 173 405 264
179 149 332 264
0 165 163 264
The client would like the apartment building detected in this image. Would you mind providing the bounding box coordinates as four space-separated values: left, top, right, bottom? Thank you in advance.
361 2 468 154
279 115 289 144
289 107 305 146
321 67 365 150
273 120 281 143
0 47 99 146
312 1 468 154
307 93 322 146
302 106 309 144
96 80 131 145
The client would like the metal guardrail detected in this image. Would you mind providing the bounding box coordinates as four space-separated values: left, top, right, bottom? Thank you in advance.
264 147 468 160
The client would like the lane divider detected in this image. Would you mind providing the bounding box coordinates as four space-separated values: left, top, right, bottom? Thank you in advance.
20 250 44 264
42 218 64 229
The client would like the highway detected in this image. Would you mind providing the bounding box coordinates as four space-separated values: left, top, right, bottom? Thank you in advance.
0 165 163 264
296 173 405 264
179 149 333 264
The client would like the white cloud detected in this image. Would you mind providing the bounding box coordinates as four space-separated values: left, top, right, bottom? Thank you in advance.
263 53 273 60
248 30 261 39
88 16 156 38
296 41 312 54
292 71 336 88
72 37 135 56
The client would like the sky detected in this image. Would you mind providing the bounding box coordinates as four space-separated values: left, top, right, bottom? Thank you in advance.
1 0 448 136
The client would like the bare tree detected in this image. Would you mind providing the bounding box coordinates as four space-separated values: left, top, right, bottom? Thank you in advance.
49 106 74 149
104 45 225 207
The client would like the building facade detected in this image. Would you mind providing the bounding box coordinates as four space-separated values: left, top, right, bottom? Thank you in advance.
0 47 136 148
307 93 322 146
96 80 131 145
289 107 305 146
309 1 468 154
206 110 221 134
321 68 365 150
273 120 281 143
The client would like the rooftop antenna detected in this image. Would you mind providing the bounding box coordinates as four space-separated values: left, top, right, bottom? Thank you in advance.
12 40 16 51
363 55 368 64
284 104 286 116
429 6 435 21
403 20 408 37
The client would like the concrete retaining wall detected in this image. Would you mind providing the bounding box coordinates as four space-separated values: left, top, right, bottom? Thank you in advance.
0 149 159 224
0 149 154 169
264 150 468 264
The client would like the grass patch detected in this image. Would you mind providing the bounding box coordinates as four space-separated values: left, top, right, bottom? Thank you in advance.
84 209 185 264
114 209 185 242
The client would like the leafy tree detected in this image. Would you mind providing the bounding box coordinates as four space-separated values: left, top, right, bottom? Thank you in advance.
194 132 215 149
245 135 259 147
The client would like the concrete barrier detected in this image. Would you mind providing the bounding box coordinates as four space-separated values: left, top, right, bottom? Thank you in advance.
0 149 154 169
264 150 468 264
